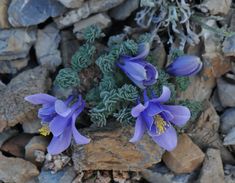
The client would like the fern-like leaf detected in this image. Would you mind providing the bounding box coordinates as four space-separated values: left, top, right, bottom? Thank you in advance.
113 108 135 125
117 84 139 102
83 25 103 43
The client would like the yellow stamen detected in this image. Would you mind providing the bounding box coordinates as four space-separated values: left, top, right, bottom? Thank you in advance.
154 115 167 134
39 125 50 136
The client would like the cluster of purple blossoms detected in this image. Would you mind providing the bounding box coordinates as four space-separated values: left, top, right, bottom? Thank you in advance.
25 43 203 155
25 94 90 155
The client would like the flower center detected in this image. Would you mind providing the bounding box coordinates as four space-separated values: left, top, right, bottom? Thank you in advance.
39 125 50 136
154 115 168 135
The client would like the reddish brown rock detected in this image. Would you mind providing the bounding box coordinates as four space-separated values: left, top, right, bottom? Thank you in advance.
198 148 225 183
72 123 164 171
0 152 39 183
187 101 235 163
1 133 33 157
0 66 50 132
163 134 205 174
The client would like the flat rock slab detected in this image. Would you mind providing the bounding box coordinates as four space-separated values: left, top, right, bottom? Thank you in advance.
0 66 50 132
0 152 39 183
8 0 65 27
72 123 164 171
163 134 205 174
198 148 225 183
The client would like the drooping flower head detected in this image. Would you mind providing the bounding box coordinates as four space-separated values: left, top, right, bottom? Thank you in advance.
25 94 90 155
166 55 203 76
117 43 158 89
130 86 190 151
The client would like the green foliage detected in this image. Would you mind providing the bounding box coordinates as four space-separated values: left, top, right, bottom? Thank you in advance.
89 112 107 127
179 99 202 121
117 84 138 102
99 75 116 91
96 54 116 74
54 68 79 89
170 49 184 61
101 89 120 114
137 33 152 43
71 43 96 72
122 40 138 55
85 87 100 105
83 25 103 43
176 77 190 91
113 108 135 125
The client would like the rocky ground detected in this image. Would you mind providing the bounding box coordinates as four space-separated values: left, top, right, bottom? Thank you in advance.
0 0 235 183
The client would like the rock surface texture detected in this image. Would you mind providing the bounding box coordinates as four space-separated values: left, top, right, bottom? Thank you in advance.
0 66 50 132
72 123 164 171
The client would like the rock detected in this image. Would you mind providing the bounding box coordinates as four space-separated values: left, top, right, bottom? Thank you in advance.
200 0 231 15
54 0 125 29
0 57 28 74
0 81 6 92
0 28 36 60
72 123 164 171
220 108 235 134
223 35 235 57
8 0 65 27
25 136 49 163
0 66 50 132
0 152 39 183
73 13 111 39
217 78 235 107
0 0 10 28
57 0 84 8
151 38 166 69
187 101 235 164
224 164 235 183
109 0 139 20
210 89 224 112
0 128 18 147
1 133 33 157
60 30 80 67
23 119 42 134
224 127 235 145
198 148 224 183
35 23 61 71
38 166 76 183
163 134 205 174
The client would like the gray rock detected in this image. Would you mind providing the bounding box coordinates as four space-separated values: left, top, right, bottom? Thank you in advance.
0 28 36 60
210 89 224 112
8 0 65 27
35 23 61 71
0 66 50 132
223 35 235 57
60 30 80 67
38 167 76 183
0 81 6 92
0 152 39 183
0 128 18 147
220 108 235 134
54 0 125 29
23 119 42 134
25 136 49 163
198 148 225 183
0 0 10 28
109 0 139 20
224 127 235 145
217 78 235 107
0 57 28 74
199 0 231 15
57 0 84 8
73 13 111 39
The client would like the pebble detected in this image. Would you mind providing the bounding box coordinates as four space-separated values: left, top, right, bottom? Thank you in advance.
163 134 205 174
0 152 39 183
198 148 225 183
220 108 235 134
223 127 235 145
23 119 42 134
223 35 235 57
35 23 61 71
109 0 139 20
8 0 65 27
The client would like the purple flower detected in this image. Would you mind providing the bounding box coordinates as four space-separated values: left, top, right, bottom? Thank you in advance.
117 43 158 89
130 86 190 151
166 55 203 76
25 94 90 155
